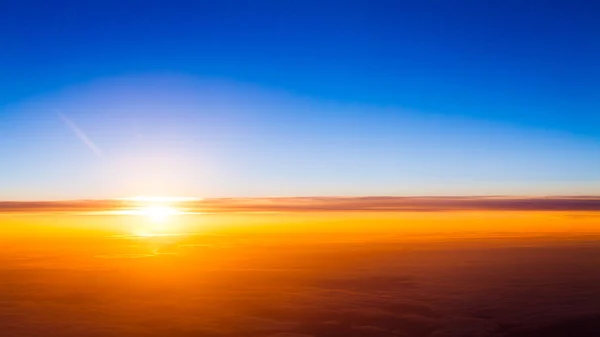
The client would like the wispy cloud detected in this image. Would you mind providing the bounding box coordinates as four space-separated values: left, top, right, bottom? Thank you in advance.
59 113 105 159
0 200 123 214
1 196 600 214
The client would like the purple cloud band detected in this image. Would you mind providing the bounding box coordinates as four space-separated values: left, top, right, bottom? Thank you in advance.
1 196 600 214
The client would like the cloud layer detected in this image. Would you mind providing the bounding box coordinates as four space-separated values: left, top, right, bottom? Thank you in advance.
1 196 600 214
2 233 600 336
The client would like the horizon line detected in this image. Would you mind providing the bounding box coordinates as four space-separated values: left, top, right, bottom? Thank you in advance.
1 195 600 214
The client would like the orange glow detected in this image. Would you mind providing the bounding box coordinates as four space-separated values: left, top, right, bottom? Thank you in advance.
2 209 599 239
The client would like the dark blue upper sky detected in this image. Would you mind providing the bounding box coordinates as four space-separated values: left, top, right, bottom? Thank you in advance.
1 0 599 199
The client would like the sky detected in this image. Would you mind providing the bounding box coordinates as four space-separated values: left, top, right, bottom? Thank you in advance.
1 0 599 200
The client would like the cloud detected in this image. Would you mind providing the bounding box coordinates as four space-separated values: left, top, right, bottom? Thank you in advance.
0 200 124 214
58 113 105 160
1 196 600 214
3 234 600 336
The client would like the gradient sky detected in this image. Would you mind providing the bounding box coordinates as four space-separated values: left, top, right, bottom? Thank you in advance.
1 0 599 200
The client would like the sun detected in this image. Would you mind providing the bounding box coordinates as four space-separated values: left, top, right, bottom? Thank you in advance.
138 205 179 222
129 205 180 237
114 196 198 236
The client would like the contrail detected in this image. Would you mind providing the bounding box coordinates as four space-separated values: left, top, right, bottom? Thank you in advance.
59 113 105 159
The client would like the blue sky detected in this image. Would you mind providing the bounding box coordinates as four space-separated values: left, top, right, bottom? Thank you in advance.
0 0 599 199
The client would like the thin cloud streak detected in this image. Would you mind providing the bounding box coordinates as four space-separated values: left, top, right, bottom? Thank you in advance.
1 196 600 214
59 113 105 159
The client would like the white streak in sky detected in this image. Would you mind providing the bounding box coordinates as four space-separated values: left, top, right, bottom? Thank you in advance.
59 113 105 159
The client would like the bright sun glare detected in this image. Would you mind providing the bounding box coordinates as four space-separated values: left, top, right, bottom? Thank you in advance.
139 205 179 222
114 196 199 237
129 205 182 237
